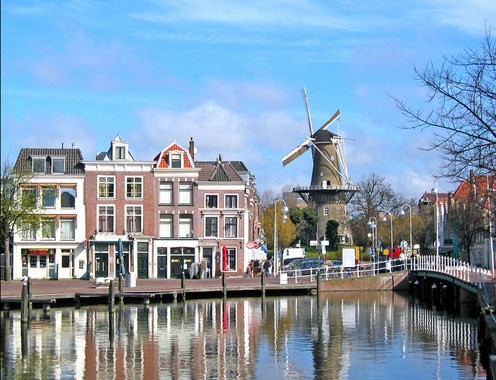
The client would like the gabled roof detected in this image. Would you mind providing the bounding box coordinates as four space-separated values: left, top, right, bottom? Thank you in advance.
153 142 194 169
14 148 85 175
453 174 495 199
195 158 244 182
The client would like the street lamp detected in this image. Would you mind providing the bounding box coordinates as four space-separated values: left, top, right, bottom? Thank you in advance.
368 217 378 274
274 199 289 274
399 204 413 257
381 212 394 271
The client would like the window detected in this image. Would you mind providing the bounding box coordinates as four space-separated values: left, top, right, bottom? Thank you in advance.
21 221 37 241
42 187 56 208
39 255 47 268
30 256 38 267
126 176 142 198
98 205 115 233
52 158 65 174
179 214 193 238
60 219 75 240
179 182 193 205
205 217 218 237
159 214 173 238
33 158 45 173
225 217 237 238
41 219 56 240
126 205 142 233
159 181 173 204
206 195 218 208
62 255 71 268
225 195 238 209
21 187 37 208
60 187 76 208
98 176 115 198
323 206 329 216
227 248 237 272
115 146 126 159
170 153 182 168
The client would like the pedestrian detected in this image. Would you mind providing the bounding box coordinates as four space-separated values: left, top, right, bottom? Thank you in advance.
264 259 271 277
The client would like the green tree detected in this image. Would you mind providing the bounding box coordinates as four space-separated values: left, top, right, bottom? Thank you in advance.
289 206 318 245
325 220 339 251
1 161 40 281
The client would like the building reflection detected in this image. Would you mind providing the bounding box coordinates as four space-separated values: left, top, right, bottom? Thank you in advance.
0 293 484 379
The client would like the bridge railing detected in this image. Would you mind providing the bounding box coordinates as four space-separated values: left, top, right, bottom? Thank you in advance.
411 255 492 285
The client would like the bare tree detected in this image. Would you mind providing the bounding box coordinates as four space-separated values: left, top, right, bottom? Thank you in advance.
1 161 40 281
349 173 407 248
395 27 496 180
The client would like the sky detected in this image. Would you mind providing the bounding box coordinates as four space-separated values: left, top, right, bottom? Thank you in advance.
2 0 495 200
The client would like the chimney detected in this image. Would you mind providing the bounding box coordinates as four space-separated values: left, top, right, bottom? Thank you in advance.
189 137 195 161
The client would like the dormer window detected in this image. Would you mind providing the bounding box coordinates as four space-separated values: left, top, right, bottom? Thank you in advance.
169 152 182 168
52 157 65 174
32 157 46 173
115 146 126 160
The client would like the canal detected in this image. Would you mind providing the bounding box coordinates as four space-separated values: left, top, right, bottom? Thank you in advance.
0 292 487 379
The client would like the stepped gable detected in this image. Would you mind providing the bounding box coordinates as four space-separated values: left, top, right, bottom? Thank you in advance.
14 147 85 174
153 142 193 169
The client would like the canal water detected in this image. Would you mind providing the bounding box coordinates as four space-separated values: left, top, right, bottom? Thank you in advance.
0 292 487 379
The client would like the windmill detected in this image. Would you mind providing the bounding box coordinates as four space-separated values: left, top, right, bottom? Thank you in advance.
282 87 358 243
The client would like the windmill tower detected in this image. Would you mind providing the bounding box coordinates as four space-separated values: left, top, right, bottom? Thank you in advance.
282 88 358 244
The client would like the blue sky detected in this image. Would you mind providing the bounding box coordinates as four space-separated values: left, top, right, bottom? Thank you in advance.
2 1 494 199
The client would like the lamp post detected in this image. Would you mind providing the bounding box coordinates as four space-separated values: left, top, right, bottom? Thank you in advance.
381 212 394 271
274 199 289 274
399 204 412 257
368 217 377 274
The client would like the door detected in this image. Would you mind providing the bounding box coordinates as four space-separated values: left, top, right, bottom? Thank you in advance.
137 253 148 278
95 252 108 277
157 255 167 278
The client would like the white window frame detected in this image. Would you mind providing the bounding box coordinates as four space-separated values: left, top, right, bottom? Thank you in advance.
179 182 193 205
126 205 143 233
323 206 329 216
225 194 238 209
98 205 115 233
51 157 65 174
169 152 183 168
126 176 143 199
41 218 56 240
159 181 173 205
21 221 37 241
224 216 238 238
179 214 193 238
32 157 46 173
205 194 218 208
205 216 219 237
159 214 173 238
60 187 76 208
41 186 56 208
114 145 126 160
60 219 76 241
21 187 38 207
98 176 115 198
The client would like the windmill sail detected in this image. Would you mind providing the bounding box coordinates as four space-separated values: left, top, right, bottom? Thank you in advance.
282 140 310 166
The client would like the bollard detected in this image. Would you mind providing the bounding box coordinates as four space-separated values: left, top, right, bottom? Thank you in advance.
261 271 265 298
181 271 185 289
317 270 321 294
21 282 29 323
119 274 123 294
108 279 115 313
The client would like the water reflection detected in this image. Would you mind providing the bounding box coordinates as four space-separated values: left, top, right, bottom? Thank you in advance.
1 293 486 379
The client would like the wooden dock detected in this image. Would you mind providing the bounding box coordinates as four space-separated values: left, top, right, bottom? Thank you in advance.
1 277 317 310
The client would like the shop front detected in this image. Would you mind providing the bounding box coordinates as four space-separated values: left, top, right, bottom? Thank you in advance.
21 248 56 279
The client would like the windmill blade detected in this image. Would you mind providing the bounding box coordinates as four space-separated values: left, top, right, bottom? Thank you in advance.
282 139 310 166
314 109 340 135
301 87 314 136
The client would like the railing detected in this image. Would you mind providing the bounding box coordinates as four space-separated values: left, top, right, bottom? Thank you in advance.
411 255 492 287
278 255 493 287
